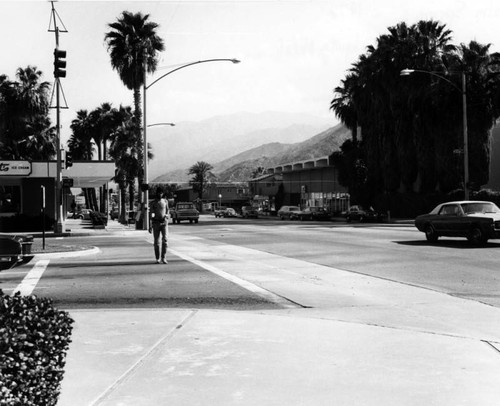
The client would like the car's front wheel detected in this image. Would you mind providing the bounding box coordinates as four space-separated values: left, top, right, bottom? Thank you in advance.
425 224 439 242
467 226 488 245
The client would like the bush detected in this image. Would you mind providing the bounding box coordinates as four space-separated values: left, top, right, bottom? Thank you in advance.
89 211 108 227
0 291 74 406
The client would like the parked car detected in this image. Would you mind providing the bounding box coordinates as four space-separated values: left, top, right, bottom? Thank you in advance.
345 205 383 222
223 208 238 217
277 205 301 220
214 206 228 218
171 202 200 224
109 207 119 220
296 206 331 221
241 206 258 218
0 234 33 271
414 200 500 245
75 208 93 220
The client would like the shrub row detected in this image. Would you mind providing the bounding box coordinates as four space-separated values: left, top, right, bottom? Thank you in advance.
89 211 108 226
0 291 74 406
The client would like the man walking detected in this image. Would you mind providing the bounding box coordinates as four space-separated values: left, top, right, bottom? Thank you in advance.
149 189 169 264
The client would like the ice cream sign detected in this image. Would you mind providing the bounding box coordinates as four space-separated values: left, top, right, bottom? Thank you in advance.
0 160 32 176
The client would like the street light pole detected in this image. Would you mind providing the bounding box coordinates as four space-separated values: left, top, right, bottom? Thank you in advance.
142 58 240 230
400 68 469 199
461 71 469 200
143 56 149 230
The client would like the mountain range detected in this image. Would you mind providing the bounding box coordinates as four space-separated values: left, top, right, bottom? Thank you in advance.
150 111 350 183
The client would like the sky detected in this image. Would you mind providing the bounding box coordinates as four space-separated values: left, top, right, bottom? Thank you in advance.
1 0 500 144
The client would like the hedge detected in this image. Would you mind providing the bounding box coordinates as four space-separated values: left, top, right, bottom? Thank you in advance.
89 211 108 227
0 291 74 406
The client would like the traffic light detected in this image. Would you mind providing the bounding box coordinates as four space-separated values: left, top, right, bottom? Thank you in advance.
65 152 73 168
53 48 67 78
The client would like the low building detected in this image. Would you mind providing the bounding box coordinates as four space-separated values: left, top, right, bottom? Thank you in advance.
249 156 349 214
0 159 115 229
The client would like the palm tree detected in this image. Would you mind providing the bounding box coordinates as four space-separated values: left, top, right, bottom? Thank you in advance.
69 109 94 160
17 116 56 160
188 161 214 201
0 66 53 160
330 20 500 200
68 109 99 210
104 11 165 197
109 106 140 222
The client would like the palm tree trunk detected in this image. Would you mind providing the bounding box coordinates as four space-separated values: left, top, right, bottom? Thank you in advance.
119 183 127 223
133 86 144 203
128 182 135 211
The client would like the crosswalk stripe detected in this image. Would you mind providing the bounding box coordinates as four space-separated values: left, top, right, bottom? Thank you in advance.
13 259 50 296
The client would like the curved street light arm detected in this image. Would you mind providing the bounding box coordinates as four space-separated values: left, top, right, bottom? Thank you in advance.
400 68 461 93
146 58 240 90
147 123 176 127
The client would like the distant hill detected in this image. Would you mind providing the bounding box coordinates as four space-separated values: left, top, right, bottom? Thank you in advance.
216 124 351 182
148 111 333 180
153 123 351 183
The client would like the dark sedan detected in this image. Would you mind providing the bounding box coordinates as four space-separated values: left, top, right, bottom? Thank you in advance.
414 201 500 245
345 205 383 222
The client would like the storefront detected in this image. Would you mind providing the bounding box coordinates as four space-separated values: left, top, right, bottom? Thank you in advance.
250 156 349 213
0 159 115 228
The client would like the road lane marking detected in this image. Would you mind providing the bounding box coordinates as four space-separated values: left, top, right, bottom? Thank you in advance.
13 259 50 296
169 248 299 309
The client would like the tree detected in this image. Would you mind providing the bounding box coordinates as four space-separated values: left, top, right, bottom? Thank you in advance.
251 166 266 178
150 183 178 199
330 20 500 203
68 109 99 211
104 11 165 198
108 106 140 222
188 161 214 200
69 110 94 160
0 66 54 160
329 139 368 203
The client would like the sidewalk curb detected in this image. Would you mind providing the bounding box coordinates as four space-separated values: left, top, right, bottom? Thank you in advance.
32 246 100 259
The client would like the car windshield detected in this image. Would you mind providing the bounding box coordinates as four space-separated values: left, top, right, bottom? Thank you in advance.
460 202 500 214
177 204 194 210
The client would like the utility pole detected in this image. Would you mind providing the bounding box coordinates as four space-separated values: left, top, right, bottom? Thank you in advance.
462 71 469 200
48 1 68 233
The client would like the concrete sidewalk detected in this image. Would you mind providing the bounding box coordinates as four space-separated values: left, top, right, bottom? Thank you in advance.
58 307 500 406
53 222 500 406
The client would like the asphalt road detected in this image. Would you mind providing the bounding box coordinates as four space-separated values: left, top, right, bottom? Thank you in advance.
173 216 500 308
2 216 499 309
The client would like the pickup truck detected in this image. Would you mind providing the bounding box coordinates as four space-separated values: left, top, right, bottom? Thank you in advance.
170 202 200 224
